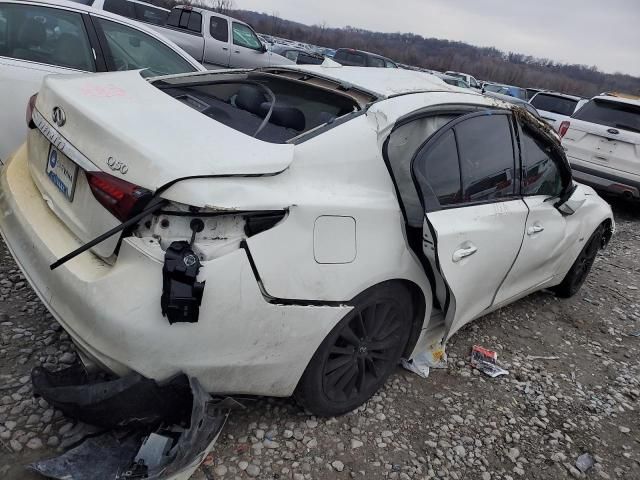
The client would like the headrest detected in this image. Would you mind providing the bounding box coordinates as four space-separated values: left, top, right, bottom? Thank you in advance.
236 85 266 115
260 102 306 131
18 18 46 48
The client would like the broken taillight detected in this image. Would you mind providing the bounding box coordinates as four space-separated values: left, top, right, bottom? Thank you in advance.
558 121 570 139
26 93 38 128
86 171 152 222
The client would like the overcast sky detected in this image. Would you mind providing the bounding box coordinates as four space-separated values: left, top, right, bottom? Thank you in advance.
236 0 640 77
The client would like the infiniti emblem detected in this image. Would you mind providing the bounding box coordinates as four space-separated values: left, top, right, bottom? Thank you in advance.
52 106 66 127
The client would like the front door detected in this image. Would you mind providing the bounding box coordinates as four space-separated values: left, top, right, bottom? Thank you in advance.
411 111 528 339
229 21 267 68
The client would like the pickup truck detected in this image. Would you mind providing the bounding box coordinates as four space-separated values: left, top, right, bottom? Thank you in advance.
150 6 294 69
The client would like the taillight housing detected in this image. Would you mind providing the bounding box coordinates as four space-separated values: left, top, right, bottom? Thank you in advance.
558 121 570 139
86 171 152 222
26 93 38 128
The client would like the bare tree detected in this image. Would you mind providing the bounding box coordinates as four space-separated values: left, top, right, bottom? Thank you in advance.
211 0 234 14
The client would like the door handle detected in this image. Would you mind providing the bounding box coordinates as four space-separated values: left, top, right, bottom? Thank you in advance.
452 245 477 262
222 47 228 51
234 50 240 53
527 224 544 235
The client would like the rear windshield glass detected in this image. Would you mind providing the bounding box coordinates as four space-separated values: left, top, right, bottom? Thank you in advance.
530 94 578 116
573 99 640 133
154 73 361 143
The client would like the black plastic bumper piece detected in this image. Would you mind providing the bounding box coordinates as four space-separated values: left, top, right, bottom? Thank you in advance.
161 241 205 324
31 364 192 429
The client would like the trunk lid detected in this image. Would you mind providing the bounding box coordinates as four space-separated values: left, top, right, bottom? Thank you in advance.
30 70 294 259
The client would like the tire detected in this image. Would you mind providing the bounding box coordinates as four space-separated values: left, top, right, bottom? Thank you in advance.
552 226 603 298
295 283 413 417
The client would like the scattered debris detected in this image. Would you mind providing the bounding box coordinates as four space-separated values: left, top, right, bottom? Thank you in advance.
470 345 509 377
575 452 595 473
29 367 237 479
402 344 447 378
525 355 560 361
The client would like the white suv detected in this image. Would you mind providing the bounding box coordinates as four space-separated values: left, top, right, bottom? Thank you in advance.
529 91 583 131
561 95 640 200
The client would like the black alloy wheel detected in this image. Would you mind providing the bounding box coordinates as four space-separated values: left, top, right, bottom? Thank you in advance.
296 283 413 417
553 225 604 298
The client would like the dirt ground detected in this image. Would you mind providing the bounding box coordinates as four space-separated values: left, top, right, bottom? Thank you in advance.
0 196 638 480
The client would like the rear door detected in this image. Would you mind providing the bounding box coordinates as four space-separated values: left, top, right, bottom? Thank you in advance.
411 111 528 339
563 98 640 176
494 123 573 305
202 14 230 67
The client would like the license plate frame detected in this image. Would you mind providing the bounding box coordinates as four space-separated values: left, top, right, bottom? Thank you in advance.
46 144 78 202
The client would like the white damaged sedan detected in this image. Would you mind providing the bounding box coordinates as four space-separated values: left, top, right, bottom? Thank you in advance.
0 65 613 416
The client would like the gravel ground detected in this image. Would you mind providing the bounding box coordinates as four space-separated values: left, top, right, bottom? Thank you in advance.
0 197 638 480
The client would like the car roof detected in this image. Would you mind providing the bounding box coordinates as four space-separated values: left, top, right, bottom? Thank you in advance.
7 0 205 71
274 65 466 98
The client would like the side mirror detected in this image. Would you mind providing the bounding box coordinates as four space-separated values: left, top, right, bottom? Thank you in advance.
260 43 267 53
556 185 586 215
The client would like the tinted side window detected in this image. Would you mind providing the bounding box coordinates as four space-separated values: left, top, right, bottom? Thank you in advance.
103 0 135 18
413 130 462 207
521 128 563 197
0 3 95 71
96 17 196 77
385 60 397 68
368 56 385 67
186 11 201 33
209 16 228 41
232 22 262 50
133 3 168 26
455 114 515 202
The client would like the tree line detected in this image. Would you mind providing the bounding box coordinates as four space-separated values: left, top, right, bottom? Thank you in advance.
151 0 640 98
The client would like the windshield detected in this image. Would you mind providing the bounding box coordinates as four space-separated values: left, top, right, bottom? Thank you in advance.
573 99 640 133
530 93 578 116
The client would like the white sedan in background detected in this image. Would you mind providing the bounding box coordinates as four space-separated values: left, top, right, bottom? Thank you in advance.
0 65 613 416
0 0 204 165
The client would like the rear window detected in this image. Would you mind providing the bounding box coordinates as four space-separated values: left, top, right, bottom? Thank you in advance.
573 99 640 134
530 94 578 116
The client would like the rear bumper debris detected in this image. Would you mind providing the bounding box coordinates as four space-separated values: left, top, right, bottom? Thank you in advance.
29 365 235 480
